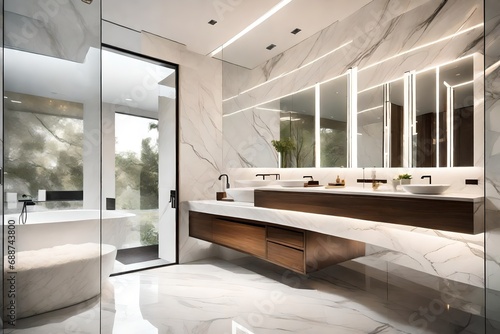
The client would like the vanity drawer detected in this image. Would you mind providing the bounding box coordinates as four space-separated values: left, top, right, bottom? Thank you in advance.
189 211 213 241
267 226 304 249
213 219 266 258
267 241 304 273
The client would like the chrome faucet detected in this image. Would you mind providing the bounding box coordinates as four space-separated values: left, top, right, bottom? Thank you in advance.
218 174 230 190
421 175 432 184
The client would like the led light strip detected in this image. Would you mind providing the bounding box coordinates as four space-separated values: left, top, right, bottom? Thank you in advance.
210 0 293 57
223 41 352 102
358 105 383 114
359 24 483 73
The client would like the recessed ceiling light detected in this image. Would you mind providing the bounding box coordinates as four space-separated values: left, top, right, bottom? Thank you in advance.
291 28 301 35
11 100 22 104
125 98 133 101
209 0 292 57
208 19 217 25
266 44 277 50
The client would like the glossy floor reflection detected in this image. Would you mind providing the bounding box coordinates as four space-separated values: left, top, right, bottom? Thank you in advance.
106 258 483 334
5 257 487 333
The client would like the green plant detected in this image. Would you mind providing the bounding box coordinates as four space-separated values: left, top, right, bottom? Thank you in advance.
271 138 295 168
140 222 158 246
397 173 412 180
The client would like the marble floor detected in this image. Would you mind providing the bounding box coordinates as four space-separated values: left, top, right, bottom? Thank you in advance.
4 258 489 334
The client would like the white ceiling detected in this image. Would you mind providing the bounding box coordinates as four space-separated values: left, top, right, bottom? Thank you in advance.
102 0 372 69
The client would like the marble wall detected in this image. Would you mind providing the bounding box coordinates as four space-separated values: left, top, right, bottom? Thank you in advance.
139 33 224 264
485 0 500 330
223 0 484 169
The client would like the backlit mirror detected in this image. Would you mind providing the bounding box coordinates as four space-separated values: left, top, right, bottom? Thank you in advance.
272 87 316 168
415 68 438 167
357 84 383 168
439 56 474 167
320 75 348 167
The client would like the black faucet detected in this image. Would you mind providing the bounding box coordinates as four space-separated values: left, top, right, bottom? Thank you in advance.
256 173 280 180
421 175 432 184
218 174 230 189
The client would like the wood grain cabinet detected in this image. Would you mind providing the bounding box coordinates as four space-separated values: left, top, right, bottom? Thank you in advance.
254 190 482 234
212 218 266 258
189 211 365 274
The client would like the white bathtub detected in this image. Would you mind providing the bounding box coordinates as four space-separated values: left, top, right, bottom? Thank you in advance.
4 209 134 252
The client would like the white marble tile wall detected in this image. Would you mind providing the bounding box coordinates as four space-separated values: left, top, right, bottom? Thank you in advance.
223 0 482 111
485 0 500 328
4 0 100 63
358 122 384 167
223 107 280 168
222 0 484 170
140 32 224 264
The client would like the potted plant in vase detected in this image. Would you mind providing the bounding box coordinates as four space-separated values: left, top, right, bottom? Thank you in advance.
391 173 412 191
271 138 295 168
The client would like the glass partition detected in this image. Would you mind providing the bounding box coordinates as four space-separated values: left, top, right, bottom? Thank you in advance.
3 0 102 332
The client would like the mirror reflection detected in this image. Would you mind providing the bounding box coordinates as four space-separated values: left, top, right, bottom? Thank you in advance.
415 69 437 167
388 79 405 168
320 75 348 167
224 54 477 169
357 85 383 168
439 56 474 167
272 87 315 168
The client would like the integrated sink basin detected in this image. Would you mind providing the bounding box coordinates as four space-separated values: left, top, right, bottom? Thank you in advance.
235 180 273 187
402 184 450 195
275 179 305 187
225 188 255 203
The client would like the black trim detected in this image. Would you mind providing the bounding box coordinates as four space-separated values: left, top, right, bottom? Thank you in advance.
102 44 180 267
102 43 178 70
46 190 84 201
110 262 176 277
356 179 388 184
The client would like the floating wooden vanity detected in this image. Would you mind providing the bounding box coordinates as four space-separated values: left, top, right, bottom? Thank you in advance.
254 189 483 234
189 211 365 274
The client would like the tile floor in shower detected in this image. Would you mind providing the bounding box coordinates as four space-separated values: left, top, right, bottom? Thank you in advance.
4 256 489 334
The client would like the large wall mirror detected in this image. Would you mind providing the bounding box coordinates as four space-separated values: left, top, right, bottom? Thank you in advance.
221 1 483 169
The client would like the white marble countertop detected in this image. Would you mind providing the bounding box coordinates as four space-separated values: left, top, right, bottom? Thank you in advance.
254 185 484 202
187 198 485 289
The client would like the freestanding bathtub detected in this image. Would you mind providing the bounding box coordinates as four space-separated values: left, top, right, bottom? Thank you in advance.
3 209 133 319
4 209 135 252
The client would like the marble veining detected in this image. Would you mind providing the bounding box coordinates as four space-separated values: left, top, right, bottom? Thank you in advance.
188 198 485 291
141 32 224 264
223 0 484 170
4 0 100 63
6 258 489 333
485 0 500 328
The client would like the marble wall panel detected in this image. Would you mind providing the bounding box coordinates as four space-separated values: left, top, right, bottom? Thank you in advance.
223 107 280 168
358 122 383 167
141 32 224 264
223 0 484 170
485 0 500 330
4 0 100 63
